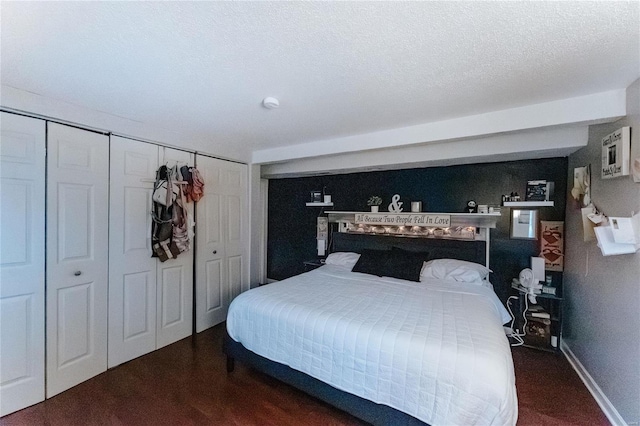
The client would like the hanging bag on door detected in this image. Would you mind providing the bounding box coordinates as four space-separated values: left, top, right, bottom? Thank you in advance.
152 180 179 206
152 166 179 207
151 165 181 261
172 176 190 253
188 167 205 202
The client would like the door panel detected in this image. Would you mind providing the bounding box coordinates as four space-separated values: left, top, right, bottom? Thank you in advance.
205 260 223 313
57 184 92 261
156 147 193 348
56 282 92 366
47 123 109 397
228 256 242 301
123 272 152 340
196 155 248 332
0 113 46 416
159 265 184 327
108 136 158 367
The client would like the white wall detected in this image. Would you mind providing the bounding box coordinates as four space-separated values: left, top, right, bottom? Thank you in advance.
563 79 640 425
1 85 251 163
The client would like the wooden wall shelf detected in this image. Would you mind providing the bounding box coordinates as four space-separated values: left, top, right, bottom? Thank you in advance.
503 201 554 207
306 202 334 207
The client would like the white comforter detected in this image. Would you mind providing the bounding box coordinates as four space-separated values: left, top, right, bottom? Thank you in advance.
227 265 517 426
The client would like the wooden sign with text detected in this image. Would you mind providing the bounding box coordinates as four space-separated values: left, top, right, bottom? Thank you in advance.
355 213 451 227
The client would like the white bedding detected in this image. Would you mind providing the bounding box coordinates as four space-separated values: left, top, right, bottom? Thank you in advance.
227 265 518 426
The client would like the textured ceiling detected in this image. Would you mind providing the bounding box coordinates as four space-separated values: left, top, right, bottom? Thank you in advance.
1 1 639 161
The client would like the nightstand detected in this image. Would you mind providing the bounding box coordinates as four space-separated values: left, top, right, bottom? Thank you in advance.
303 260 324 272
511 282 563 352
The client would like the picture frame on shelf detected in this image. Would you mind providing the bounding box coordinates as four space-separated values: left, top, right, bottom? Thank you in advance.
310 190 322 203
525 180 547 201
510 209 538 239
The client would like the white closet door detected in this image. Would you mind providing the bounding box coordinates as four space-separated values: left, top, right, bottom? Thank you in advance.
0 113 46 416
46 123 109 397
156 147 193 348
108 136 158 367
196 155 248 332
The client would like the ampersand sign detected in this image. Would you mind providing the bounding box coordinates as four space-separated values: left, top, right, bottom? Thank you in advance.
388 194 403 213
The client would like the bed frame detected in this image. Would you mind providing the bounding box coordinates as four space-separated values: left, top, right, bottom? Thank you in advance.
223 234 487 426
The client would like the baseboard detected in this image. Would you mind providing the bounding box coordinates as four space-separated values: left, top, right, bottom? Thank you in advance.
561 341 628 426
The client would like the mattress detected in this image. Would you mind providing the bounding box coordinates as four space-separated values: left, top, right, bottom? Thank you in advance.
227 265 518 425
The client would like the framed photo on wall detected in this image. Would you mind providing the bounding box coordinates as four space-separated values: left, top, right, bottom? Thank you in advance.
510 209 538 239
601 127 630 179
540 221 564 271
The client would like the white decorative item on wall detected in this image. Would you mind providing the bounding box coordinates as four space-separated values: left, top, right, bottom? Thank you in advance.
354 212 451 227
388 194 404 212
317 217 328 256
601 127 630 179
609 212 640 245
510 209 538 239
571 165 591 206
594 222 640 256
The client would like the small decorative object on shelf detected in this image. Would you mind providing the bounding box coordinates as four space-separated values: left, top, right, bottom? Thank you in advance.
367 195 382 212
502 192 521 202
310 190 322 203
464 200 477 213
387 194 403 212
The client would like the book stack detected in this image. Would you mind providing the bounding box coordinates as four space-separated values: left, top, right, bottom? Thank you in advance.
524 305 551 347
527 305 550 319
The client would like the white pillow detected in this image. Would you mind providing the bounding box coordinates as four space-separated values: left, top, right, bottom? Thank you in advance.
420 259 492 284
324 252 361 269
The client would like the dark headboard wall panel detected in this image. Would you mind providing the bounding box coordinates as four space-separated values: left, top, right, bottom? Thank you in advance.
267 157 568 302
332 233 486 265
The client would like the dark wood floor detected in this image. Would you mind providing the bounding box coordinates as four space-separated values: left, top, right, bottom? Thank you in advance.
2 323 609 426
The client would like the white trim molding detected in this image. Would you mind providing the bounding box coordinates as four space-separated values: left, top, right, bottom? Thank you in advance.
561 341 628 426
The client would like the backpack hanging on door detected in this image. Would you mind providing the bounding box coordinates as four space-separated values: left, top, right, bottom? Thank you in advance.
171 177 190 253
151 165 181 261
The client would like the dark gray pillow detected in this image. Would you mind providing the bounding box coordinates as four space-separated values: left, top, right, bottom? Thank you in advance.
382 250 426 282
351 249 388 277
352 248 426 282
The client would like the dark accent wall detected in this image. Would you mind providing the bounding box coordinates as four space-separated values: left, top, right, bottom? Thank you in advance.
268 157 567 302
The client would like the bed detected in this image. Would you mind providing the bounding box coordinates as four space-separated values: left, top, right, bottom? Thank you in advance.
224 234 517 425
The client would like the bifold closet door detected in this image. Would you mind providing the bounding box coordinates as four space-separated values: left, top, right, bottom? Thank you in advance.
196 155 248 332
108 136 158 368
156 147 193 348
0 113 46 416
46 123 109 397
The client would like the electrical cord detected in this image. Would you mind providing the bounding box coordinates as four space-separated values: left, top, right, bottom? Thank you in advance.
507 295 529 347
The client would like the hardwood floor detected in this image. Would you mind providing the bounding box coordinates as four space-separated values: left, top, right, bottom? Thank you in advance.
2 323 609 426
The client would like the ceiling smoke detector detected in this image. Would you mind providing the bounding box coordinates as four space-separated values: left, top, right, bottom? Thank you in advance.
262 97 279 109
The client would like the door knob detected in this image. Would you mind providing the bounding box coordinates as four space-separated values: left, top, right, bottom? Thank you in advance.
74 271 82 276
212 250 217 254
